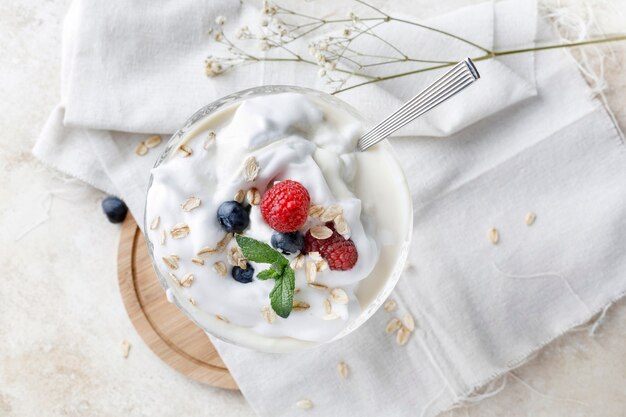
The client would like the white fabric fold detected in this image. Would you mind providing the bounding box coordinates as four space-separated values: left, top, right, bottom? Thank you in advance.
34 1 626 416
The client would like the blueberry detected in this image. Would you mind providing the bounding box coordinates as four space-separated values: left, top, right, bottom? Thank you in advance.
101 196 128 224
271 231 304 255
231 265 255 283
217 201 250 233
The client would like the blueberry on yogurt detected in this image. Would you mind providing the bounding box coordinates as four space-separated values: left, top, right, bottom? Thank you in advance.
217 201 250 233
231 265 255 283
271 231 304 255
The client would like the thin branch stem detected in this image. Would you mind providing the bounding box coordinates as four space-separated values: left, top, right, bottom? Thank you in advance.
333 34 626 94
353 0 492 54
391 18 493 54
487 34 626 58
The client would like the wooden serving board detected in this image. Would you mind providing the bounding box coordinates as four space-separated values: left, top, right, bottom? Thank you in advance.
117 215 238 390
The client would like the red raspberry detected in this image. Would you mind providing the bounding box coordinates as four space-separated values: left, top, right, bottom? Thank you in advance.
260 180 310 233
304 224 358 271
303 222 337 253
323 239 358 271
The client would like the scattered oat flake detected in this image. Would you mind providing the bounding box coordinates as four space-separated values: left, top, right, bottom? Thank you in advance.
162 255 180 270
261 305 276 324
305 261 317 283
227 247 238 266
216 233 233 251
330 288 348 304
179 145 193 157
337 361 349 379
180 273 194 288
383 299 397 312
234 189 246 203
216 314 229 323
181 196 201 212
228 246 246 268
150 216 160 230
243 156 259 182
322 313 340 320
525 212 536 226
334 215 350 236
145 135 162 148
290 254 305 269
188 298 196 306
310 225 332 240
197 246 217 257
247 188 261 205
308 251 322 261
316 260 328 272
121 340 131 358
308 282 328 290
324 299 332 314
191 257 205 266
159 230 166 245
403 313 415 331
385 318 402 334
488 227 499 244
309 205 324 218
213 261 227 276
168 272 180 286
396 327 410 345
170 223 190 239
135 142 148 156
296 399 313 409
320 205 342 222
292 300 310 311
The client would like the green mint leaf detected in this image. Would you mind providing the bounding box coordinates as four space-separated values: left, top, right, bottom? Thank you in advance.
271 261 286 275
235 235 287 266
270 266 295 318
256 268 279 280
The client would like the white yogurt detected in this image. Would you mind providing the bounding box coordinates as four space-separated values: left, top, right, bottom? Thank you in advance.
145 91 412 352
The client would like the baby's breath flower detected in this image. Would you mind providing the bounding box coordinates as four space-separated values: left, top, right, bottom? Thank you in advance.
318 68 326 78
325 61 336 71
205 60 224 77
262 0 277 15
258 40 271 51
236 25 250 39
343 28 351 37
214 31 224 42
276 24 287 36
215 15 226 25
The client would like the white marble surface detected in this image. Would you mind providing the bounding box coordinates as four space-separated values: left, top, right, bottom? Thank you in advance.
0 0 625 416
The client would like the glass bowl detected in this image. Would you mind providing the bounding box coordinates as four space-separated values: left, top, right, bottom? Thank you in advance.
144 85 413 353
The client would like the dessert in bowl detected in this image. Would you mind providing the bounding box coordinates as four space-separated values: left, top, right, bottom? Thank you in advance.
144 86 412 352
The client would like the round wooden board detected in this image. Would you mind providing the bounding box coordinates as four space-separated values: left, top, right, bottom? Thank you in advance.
117 215 238 390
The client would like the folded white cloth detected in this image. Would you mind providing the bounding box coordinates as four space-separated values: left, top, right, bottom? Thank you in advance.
35 1 626 416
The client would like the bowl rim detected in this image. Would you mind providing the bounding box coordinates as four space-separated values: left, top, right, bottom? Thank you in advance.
143 85 413 353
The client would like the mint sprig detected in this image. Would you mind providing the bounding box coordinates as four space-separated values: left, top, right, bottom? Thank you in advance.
235 235 295 318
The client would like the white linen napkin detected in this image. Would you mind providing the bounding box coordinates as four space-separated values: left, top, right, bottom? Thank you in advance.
34 1 626 416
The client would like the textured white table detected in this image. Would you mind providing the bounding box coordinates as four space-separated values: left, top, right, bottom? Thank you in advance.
0 0 624 416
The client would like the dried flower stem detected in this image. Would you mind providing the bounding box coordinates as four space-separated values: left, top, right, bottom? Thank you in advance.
205 0 626 95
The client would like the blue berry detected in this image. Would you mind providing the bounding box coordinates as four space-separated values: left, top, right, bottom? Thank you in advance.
231 265 255 283
217 201 250 233
102 196 128 224
271 231 304 255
